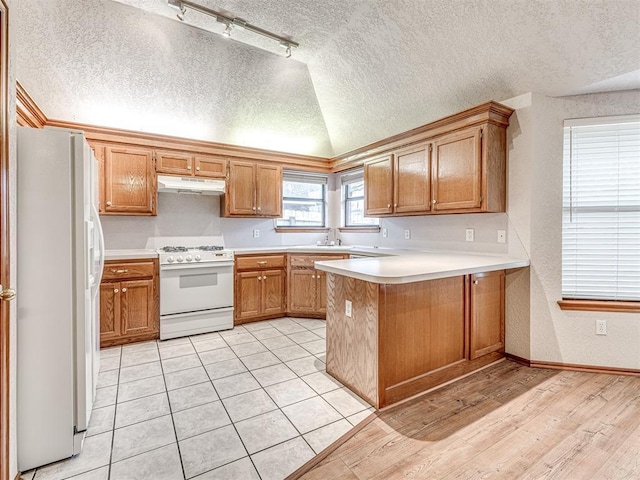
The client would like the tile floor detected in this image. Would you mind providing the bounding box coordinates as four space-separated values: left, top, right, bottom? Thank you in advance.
23 317 374 480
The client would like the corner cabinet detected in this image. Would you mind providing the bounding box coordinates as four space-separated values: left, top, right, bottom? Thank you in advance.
100 258 159 347
222 160 282 217
234 254 286 324
288 254 348 317
364 143 431 216
91 143 157 216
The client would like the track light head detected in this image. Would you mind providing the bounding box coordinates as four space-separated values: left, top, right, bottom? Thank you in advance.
222 23 233 37
176 5 187 21
279 41 294 59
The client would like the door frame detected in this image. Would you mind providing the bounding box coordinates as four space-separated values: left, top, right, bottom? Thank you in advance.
0 1 10 478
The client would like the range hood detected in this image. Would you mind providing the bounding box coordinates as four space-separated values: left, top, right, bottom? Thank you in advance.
157 175 225 195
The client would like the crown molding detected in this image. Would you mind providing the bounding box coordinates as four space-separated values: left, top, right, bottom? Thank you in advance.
16 81 47 128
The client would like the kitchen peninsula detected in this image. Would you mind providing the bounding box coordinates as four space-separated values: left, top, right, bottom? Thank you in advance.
315 252 529 409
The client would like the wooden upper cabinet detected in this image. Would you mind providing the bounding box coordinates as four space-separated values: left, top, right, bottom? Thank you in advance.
104 146 156 215
225 160 282 217
432 127 482 211
194 155 226 178
469 270 505 360
256 164 282 217
91 143 106 214
156 150 193 176
227 161 257 215
364 155 394 215
365 144 431 216
394 143 431 214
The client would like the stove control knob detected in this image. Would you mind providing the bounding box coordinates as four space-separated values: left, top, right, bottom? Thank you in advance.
167 256 174 263
186 255 193 262
177 256 184 262
195 255 202 262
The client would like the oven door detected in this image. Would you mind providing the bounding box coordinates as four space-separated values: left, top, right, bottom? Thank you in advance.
160 261 234 315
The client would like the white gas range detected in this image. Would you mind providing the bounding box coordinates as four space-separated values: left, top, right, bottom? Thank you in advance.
157 243 234 340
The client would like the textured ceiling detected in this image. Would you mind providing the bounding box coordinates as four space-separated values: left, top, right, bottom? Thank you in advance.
16 0 640 156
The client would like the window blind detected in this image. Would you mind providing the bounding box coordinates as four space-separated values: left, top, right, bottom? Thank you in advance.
340 168 364 185
562 115 640 301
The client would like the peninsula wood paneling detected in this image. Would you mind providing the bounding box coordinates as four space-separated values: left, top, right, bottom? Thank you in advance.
326 273 379 406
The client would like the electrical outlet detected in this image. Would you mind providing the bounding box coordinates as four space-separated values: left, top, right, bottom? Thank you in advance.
253 229 260 238
345 300 352 317
404 229 411 240
382 228 388 238
497 230 506 243
466 228 475 242
596 319 607 335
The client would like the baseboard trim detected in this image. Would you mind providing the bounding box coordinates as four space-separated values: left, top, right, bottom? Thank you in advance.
286 411 377 480
505 354 640 376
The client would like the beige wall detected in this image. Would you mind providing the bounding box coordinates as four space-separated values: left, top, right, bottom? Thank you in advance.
504 90 640 369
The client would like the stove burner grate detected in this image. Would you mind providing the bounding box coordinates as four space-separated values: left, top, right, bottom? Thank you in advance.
160 246 188 253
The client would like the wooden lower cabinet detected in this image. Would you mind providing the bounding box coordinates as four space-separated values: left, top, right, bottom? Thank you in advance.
100 259 159 347
326 270 505 409
234 254 286 324
288 254 348 318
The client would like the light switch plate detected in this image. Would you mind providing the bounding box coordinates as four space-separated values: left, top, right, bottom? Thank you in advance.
345 300 352 317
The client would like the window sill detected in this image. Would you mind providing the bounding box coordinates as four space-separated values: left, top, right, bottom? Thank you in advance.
558 299 640 313
338 227 381 233
275 227 330 233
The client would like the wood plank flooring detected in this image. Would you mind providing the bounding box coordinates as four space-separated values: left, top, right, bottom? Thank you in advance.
298 360 640 480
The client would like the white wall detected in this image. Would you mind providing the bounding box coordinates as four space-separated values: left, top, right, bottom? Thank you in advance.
504 90 640 369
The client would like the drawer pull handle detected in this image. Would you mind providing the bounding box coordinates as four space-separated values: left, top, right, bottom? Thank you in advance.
114 288 119 293
106 201 112 206
473 280 479 285
112 269 129 274
122 288 127 293
257 261 268 265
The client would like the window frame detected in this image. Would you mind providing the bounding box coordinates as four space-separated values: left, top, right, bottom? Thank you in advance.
559 114 640 313
275 171 328 230
341 170 379 230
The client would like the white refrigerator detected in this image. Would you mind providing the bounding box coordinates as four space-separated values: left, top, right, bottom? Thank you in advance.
16 127 105 471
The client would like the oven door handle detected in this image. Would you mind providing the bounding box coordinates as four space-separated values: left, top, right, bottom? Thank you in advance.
160 261 235 271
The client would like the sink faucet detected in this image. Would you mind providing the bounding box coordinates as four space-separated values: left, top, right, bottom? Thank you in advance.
324 235 329 245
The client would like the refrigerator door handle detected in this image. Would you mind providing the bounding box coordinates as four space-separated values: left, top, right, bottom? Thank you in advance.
92 203 105 299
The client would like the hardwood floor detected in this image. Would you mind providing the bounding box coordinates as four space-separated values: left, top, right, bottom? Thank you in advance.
299 360 640 479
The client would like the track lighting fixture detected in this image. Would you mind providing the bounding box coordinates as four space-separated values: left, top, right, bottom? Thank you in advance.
167 0 299 58
176 4 186 21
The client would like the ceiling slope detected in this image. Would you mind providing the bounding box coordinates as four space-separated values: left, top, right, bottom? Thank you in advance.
16 0 640 157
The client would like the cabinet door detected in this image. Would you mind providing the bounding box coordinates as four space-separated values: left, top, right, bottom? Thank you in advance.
120 279 156 337
364 155 393 215
288 269 317 314
262 270 285 316
256 164 282 217
100 282 121 346
194 155 227 178
228 161 256 215
394 143 431 214
236 271 262 319
104 146 156 214
156 150 193 176
469 271 505 360
432 127 482 211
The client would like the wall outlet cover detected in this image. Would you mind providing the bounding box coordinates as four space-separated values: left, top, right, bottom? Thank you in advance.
497 230 506 243
596 319 607 335
466 228 475 242
404 229 411 240
382 228 388 238
253 229 260 238
345 300 352 317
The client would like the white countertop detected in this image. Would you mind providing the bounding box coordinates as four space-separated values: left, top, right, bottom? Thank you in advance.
314 251 530 284
105 249 159 261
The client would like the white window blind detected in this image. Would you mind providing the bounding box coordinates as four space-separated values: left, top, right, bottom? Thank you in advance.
562 115 640 301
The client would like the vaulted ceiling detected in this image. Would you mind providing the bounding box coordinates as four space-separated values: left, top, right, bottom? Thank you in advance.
15 0 640 157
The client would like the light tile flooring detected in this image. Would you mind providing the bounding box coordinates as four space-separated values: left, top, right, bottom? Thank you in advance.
23 317 374 480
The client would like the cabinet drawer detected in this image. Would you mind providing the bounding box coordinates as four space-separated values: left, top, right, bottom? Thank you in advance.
103 261 155 280
289 254 347 268
236 255 286 270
